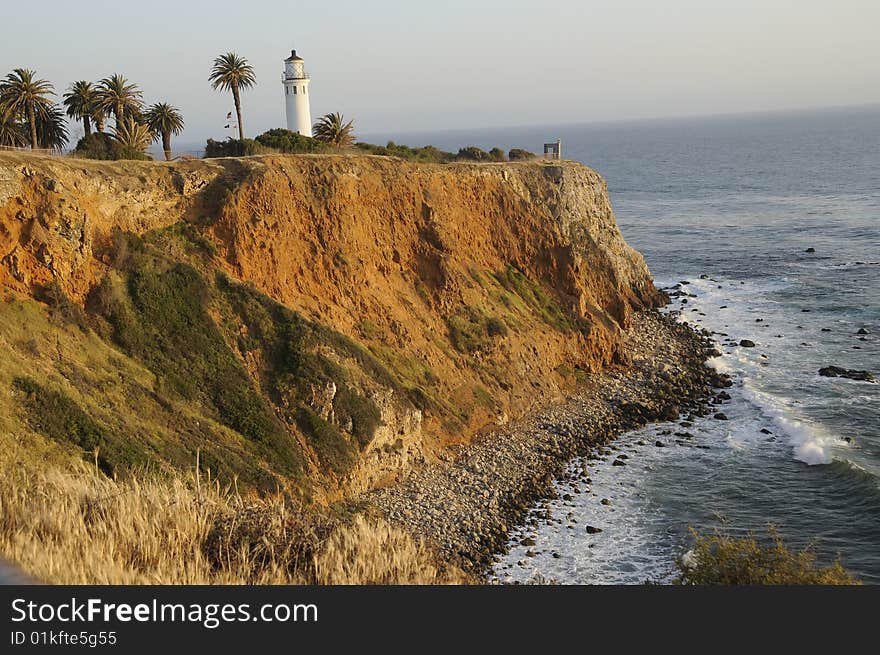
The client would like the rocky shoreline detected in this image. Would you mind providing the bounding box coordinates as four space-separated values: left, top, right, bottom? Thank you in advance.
368 308 730 576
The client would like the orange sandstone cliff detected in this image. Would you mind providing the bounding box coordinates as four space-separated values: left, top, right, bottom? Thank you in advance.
0 153 660 498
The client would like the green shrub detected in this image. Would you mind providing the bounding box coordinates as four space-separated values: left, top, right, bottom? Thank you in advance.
217 274 391 461
455 146 492 162
12 377 142 476
677 528 860 585
295 407 356 474
508 148 535 161
204 138 273 158
489 147 507 162
73 133 151 161
87 235 305 479
496 265 574 332
485 315 508 337
255 128 328 154
334 385 382 448
33 281 89 331
446 306 508 354
355 141 455 163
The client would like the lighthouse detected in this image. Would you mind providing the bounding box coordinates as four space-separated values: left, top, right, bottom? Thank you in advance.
283 50 312 136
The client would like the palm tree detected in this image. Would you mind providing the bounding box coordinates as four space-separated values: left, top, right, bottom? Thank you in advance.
63 80 98 137
312 112 356 148
96 74 143 126
35 103 69 150
0 69 55 149
209 52 256 141
112 116 151 156
0 104 28 147
145 102 184 160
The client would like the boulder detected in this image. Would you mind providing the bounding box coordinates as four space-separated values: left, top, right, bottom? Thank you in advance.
818 367 876 383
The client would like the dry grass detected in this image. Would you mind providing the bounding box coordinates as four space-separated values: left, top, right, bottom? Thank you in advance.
315 515 471 585
0 440 468 585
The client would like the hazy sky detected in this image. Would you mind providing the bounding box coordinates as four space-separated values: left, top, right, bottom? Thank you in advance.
3 0 879 144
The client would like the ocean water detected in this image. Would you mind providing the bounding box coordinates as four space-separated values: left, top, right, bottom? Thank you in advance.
366 106 880 583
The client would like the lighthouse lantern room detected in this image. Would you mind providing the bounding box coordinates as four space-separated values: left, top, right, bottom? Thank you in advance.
283 50 312 137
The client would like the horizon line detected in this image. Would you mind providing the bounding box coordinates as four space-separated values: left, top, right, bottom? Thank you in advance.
359 101 880 140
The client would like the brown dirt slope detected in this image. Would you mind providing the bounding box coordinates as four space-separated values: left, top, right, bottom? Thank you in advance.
0 152 661 496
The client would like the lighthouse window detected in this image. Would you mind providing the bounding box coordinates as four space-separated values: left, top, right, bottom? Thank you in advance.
293 86 297 94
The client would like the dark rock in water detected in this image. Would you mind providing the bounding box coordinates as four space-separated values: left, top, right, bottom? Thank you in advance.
717 391 731 401
700 274 709 279
562 494 573 502
818 366 877 383
802 309 811 313
760 428 773 435
612 458 627 466
552 552 561 559
843 437 853 443
805 247 816 253
655 441 666 448
600 498 611 506
521 537 536 547
821 328 832 332
680 281 690 285
755 318 763 323
585 526 603 534
857 328 869 335
713 412 729 421
739 339 756 348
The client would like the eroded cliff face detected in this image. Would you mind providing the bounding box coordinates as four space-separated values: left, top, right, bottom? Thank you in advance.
0 152 660 497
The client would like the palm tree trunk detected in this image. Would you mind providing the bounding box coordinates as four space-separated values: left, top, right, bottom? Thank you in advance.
162 131 172 161
116 101 124 127
232 84 244 141
27 101 38 149
83 115 92 137
95 114 105 133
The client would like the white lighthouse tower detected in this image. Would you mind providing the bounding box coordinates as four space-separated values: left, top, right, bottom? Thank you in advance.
283 50 312 136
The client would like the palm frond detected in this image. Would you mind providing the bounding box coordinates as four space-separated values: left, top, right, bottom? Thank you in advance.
112 116 151 153
144 102 185 138
312 112 356 148
209 52 256 91
96 74 143 124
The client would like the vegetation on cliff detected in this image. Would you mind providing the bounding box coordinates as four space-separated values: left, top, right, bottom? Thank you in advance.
0 154 657 496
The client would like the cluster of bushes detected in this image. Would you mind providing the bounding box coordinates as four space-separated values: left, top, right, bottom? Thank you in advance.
356 142 537 164
205 129 330 158
255 128 329 154
204 128 538 165
204 137 271 158
355 141 455 163
74 132 151 161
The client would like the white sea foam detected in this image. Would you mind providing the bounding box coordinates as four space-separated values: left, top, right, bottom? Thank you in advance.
669 274 845 466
